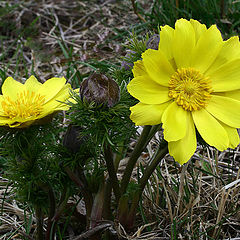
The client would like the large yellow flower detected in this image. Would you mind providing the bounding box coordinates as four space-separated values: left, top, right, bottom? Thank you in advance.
127 19 240 164
0 75 72 128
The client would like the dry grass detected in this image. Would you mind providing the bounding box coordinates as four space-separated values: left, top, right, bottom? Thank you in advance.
0 0 141 80
136 143 240 239
0 0 240 239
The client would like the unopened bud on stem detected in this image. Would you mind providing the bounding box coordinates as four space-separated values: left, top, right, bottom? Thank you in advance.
80 72 120 108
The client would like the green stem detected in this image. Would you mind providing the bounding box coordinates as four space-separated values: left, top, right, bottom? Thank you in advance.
65 166 93 227
52 186 70 222
127 142 168 229
90 183 105 229
38 182 57 240
139 143 168 192
46 187 71 239
144 124 162 148
103 144 121 202
43 184 56 240
120 125 152 195
102 179 113 220
35 205 44 240
220 0 225 18
114 144 124 171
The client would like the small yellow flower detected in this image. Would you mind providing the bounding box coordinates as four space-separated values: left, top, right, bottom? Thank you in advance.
127 19 240 164
0 75 72 128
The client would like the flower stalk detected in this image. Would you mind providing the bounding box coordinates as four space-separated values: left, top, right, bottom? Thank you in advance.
64 166 93 227
103 144 121 202
120 125 152 195
35 205 44 240
40 183 56 240
52 186 70 223
139 142 168 192
118 141 168 229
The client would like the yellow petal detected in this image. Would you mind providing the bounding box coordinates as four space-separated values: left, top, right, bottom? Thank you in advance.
206 95 240 128
206 36 240 75
9 119 35 128
130 101 171 126
41 83 71 117
142 49 174 86
132 60 147 77
5 113 36 127
159 25 174 60
191 25 223 73
7 122 22 128
37 77 67 103
2 77 24 100
209 58 240 92
162 102 187 141
9 117 41 128
215 89 240 101
168 112 196 165
192 108 229 151
0 95 6 115
127 75 171 104
172 19 195 68
190 19 207 42
221 122 239 149
0 116 15 126
24 75 42 92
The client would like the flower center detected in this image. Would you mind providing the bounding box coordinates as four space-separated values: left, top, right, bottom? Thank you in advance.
168 67 212 111
1 90 45 119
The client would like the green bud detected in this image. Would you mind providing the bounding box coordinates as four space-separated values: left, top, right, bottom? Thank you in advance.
80 72 120 107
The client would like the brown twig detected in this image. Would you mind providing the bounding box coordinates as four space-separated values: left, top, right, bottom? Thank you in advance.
130 0 146 23
72 222 113 240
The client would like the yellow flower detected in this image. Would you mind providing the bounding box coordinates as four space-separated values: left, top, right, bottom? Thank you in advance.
0 75 72 128
127 19 240 164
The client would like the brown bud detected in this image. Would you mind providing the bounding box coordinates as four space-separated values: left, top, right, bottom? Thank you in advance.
80 72 120 107
63 125 85 154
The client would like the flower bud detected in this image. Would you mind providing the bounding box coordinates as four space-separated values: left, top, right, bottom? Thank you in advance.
63 125 85 154
80 72 120 107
